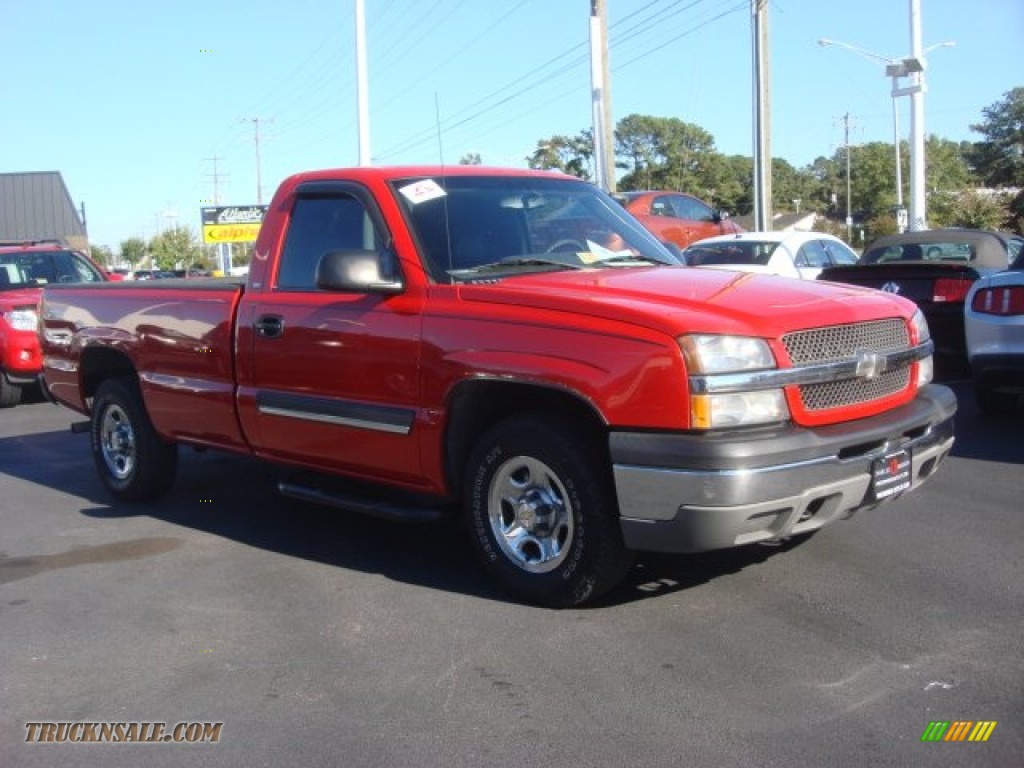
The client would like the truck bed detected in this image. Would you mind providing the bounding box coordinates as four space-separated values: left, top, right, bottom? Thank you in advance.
41 278 249 450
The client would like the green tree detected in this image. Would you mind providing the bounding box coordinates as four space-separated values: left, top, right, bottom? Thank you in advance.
527 133 593 180
931 188 1011 230
967 87 1024 187
459 152 482 165
149 226 201 271
90 244 114 268
119 237 147 268
700 154 751 215
614 114 716 191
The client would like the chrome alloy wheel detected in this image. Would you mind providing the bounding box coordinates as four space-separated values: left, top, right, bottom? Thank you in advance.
99 403 136 481
487 455 574 573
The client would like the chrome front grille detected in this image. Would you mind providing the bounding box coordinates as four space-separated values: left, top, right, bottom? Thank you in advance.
782 319 911 411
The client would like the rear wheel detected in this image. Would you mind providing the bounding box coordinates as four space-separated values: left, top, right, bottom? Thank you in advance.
91 377 178 501
0 373 22 408
463 413 634 607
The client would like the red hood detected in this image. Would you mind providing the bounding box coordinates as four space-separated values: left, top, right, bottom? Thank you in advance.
456 266 915 339
0 286 42 310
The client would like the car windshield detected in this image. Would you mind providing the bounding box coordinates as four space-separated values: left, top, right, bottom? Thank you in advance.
862 241 974 264
391 175 678 280
0 250 104 290
684 241 777 267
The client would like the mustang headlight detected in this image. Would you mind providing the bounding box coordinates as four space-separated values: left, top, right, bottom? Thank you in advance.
679 334 789 429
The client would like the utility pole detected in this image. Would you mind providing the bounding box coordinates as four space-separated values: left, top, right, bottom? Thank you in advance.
205 155 230 274
841 112 854 242
589 0 613 191
204 156 229 205
908 0 926 230
751 0 772 230
355 0 371 166
241 117 268 204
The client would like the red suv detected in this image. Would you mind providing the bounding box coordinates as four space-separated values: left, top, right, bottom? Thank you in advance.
617 190 743 251
0 241 107 406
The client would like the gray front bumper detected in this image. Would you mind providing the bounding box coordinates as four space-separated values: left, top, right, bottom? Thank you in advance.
612 384 957 553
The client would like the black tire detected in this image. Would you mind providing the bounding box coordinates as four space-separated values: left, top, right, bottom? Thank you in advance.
91 377 178 501
463 413 634 607
975 382 1018 417
0 373 22 408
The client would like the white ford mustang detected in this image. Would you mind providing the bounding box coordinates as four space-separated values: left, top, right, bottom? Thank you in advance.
965 249 1024 415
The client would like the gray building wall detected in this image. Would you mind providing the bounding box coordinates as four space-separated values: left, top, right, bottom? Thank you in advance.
0 171 88 251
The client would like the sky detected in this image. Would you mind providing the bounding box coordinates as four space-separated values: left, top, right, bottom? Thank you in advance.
2 0 1021 249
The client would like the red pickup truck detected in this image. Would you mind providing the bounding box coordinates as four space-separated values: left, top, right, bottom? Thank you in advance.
40 166 957 606
1 241 108 406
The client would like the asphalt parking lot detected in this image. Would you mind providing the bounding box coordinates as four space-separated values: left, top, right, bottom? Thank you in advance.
1 381 1021 767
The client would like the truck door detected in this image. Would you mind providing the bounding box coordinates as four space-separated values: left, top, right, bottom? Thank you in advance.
237 183 425 487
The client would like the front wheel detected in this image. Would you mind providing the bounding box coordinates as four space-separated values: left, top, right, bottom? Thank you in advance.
463 414 634 607
91 377 178 501
0 373 22 408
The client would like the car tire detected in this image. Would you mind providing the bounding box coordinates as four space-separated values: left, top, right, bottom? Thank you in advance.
0 373 22 408
463 412 634 607
91 376 178 501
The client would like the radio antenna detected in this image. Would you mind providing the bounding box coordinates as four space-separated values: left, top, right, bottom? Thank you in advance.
434 93 446 167
435 93 453 274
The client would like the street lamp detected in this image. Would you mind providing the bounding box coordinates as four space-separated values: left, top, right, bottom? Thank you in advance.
818 37 954 232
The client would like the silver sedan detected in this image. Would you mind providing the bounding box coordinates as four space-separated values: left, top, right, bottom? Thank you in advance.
965 251 1024 414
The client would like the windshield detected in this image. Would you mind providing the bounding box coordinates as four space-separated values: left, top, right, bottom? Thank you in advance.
0 250 101 290
684 241 778 267
0 250 105 290
391 175 679 280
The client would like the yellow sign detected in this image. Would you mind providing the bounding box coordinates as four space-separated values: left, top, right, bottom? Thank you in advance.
200 205 267 243
202 223 261 243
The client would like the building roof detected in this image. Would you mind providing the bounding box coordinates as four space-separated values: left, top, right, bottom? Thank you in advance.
0 171 86 244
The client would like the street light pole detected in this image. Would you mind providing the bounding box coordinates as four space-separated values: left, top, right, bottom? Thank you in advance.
908 0 925 230
818 32 953 233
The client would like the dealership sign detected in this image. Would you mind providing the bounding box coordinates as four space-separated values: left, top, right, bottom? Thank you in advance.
201 205 267 243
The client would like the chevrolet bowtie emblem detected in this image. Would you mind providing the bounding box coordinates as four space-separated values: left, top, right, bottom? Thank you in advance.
856 351 887 380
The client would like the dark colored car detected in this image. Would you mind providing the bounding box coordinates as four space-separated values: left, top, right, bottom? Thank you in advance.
615 190 743 250
0 241 107 406
818 228 1024 374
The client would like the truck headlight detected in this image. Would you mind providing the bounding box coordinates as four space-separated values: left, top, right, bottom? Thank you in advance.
680 334 789 429
678 334 775 374
690 390 789 429
4 307 38 332
910 310 933 387
910 309 930 344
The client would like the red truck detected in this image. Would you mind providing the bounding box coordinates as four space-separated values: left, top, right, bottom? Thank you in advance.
1 241 108 406
40 166 957 606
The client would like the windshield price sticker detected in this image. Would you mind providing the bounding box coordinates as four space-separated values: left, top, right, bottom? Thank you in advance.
398 179 447 205
870 448 911 501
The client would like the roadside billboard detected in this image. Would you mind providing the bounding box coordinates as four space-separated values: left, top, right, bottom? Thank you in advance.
201 205 267 243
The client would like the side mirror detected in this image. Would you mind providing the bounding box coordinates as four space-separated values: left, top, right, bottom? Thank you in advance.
316 249 404 294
